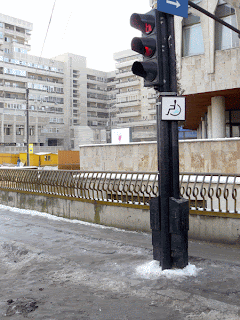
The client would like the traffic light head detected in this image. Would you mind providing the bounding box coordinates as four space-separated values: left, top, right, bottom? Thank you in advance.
131 37 156 58
132 61 157 82
130 13 155 34
130 9 163 89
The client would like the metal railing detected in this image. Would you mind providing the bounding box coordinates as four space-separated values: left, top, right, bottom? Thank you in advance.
180 173 240 214
0 169 239 214
0 169 158 206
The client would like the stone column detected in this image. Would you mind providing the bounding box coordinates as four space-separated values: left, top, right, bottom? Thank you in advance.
201 117 206 139
207 105 212 139
197 127 202 139
211 96 226 139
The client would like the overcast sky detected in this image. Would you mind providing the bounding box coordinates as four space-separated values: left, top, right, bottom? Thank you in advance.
1 0 151 72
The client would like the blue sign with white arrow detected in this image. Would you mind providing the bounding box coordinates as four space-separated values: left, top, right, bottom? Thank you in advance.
157 0 188 18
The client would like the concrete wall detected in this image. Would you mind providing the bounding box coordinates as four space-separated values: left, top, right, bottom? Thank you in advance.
79 141 158 172
2 190 150 232
2 189 240 244
189 213 240 244
79 138 240 174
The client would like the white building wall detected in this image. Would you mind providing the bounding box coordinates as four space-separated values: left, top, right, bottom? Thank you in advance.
175 0 240 138
113 49 158 142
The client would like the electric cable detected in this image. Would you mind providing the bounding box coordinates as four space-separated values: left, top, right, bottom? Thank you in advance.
40 0 57 58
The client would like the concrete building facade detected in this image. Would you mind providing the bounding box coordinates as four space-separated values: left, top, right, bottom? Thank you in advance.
0 13 118 153
0 13 66 153
113 49 158 142
172 0 240 139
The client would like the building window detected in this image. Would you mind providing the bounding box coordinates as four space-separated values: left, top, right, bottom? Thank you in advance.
215 4 239 50
16 125 24 135
182 15 204 56
29 126 35 136
226 110 240 137
4 125 12 135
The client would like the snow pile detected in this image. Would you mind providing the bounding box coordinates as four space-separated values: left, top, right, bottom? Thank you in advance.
136 260 201 279
0 204 138 234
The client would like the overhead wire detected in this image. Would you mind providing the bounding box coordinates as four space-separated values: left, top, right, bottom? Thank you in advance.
61 11 73 41
39 0 57 59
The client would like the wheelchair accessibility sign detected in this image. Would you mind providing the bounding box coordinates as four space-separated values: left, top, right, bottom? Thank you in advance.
161 97 185 120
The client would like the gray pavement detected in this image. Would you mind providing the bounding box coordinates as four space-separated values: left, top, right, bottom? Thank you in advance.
0 206 240 319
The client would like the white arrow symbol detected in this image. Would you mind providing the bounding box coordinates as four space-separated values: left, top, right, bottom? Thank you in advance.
166 0 181 8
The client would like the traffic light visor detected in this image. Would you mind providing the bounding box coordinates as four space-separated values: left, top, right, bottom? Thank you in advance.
130 13 155 35
131 37 156 58
132 61 157 82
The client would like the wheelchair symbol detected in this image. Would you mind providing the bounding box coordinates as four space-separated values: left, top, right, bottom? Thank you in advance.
166 99 181 116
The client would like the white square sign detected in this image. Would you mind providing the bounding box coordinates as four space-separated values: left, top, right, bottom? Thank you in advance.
161 97 185 121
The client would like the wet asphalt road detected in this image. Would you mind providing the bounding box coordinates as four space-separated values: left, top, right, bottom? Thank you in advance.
0 206 240 319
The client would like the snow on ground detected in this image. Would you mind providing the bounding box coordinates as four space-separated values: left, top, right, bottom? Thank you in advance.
0 204 139 234
136 260 201 279
0 204 201 279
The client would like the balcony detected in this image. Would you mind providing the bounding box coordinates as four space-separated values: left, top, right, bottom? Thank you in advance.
2 94 25 101
115 59 137 69
116 100 141 108
0 84 26 93
116 119 156 128
116 111 140 118
116 90 140 98
116 71 133 79
116 80 140 89
148 108 156 115
87 87 107 94
6 29 30 40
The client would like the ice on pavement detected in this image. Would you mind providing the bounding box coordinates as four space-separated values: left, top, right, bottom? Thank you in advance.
0 204 138 234
136 260 201 279
0 204 201 279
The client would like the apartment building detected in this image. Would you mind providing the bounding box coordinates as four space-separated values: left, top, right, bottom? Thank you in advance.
0 13 68 153
0 13 118 152
113 49 158 142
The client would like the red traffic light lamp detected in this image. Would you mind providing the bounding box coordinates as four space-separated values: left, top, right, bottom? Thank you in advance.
130 9 163 89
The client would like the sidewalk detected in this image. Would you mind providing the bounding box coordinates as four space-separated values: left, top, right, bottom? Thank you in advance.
0 206 240 319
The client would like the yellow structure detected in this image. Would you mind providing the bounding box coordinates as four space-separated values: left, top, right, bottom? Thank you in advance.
58 150 80 170
37 153 58 167
0 151 71 168
0 153 18 166
19 152 58 167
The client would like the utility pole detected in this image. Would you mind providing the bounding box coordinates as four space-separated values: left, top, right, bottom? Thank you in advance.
130 6 189 270
26 88 29 166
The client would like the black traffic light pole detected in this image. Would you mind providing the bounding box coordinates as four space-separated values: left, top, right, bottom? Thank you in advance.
157 13 187 270
157 12 173 270
156 0 240 269
131 1 240 270
130 9 188 270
